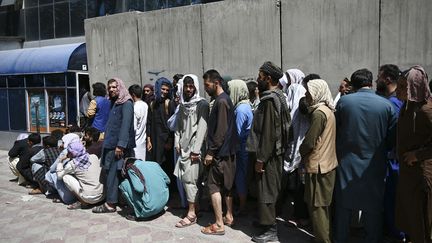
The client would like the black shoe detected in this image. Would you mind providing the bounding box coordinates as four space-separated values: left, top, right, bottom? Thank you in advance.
252 224 278 243
9 177 18 182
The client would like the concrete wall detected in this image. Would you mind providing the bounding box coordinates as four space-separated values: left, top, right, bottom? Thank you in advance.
85 0 432 94
380 0 432 73
201 0 281 80
281 0 380 93
137 5 203 91
85 12 141 88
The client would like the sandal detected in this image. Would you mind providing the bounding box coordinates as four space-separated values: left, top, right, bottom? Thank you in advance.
201 223 225 235
175 215 197 228
67 201 82 210
223 216 235 227
92 203 116 213
52 198 62 203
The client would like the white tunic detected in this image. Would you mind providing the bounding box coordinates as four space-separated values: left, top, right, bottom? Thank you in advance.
133 100 148 160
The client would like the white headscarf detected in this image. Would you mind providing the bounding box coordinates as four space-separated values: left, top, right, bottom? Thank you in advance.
228 79 250 109
284 83 310 173
177 74 205 116
306 79 335 111
279 69 305 93
61 133 80 148
16 133 29 141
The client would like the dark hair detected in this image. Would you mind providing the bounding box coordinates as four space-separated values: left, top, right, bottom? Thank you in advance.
246 81 258 100
128 84 142 99
351 68 373 90
379 64 401 83
92 82 107 97
43 135 58 148
28 133 41 145
68 124 81 133
430 79 432 93
203 69 227 92
107 79 117 86
183 76 194 85
173 74 184 83
203 69 223 83
51 129 64 141
303 74 321 85
84 127 100 142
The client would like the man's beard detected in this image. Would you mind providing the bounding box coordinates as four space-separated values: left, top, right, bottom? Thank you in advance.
257 80 268 93
375 82 387 96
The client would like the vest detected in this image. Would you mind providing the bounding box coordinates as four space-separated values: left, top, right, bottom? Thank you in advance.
304 105 338 174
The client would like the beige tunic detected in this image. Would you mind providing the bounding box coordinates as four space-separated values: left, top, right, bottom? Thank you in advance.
174 100 209 202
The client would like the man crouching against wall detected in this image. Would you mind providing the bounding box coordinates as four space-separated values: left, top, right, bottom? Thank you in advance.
247 62 291 242
299 79 338 243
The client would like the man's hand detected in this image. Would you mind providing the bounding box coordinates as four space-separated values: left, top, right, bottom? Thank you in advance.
255 161 265 173
403 151 418 166
190 152 200 163
204 154 213 166
115 146 124 159
147 139 152 151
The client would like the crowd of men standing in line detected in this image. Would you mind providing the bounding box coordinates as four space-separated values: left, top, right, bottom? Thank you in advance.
6 61 432 243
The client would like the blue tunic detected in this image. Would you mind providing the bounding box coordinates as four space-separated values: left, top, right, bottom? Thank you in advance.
119 160 170 218
91 96 111 132
334 88 397 212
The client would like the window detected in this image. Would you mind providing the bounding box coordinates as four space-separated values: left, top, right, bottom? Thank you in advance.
67 88 77 125
25 7 39 41
39 4 54 39
25 0 38 8
54 2 70 38
0 76 7 88
8 89 27 131
7 76 25 88
66 72 76 87
45 73 66 87
70 0 86 36
25 75 44 87
0 90 9 130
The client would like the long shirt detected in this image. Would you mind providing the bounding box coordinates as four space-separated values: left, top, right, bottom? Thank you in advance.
206 92 237 157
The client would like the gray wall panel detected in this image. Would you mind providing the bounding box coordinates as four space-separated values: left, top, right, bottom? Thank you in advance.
85 12 140 88
380 0 432 73
281 0 380 94
138 5 203 90
201 0 281 80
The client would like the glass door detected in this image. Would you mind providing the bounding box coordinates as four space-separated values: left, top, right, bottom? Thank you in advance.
28 90 48 133
47 89 67 131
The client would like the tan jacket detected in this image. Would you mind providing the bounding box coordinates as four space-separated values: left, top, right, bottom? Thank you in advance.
304 105 338 174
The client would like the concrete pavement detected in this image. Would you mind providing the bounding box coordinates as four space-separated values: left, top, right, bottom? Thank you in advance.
0 149 314 243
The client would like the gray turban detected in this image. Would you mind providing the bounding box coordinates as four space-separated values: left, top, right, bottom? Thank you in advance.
259 61 284 80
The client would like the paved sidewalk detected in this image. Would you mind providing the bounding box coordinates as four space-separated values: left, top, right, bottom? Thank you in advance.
0 149 314 243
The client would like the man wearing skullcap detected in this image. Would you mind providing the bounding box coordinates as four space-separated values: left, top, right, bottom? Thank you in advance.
334 69 397 243
247 61 291 242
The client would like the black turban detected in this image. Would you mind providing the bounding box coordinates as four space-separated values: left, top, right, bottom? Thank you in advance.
259 61 283 80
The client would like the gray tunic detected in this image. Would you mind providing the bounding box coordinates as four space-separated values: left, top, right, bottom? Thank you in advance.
174 100 209 202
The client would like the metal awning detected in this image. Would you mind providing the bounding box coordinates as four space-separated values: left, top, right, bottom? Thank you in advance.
0 43 87 75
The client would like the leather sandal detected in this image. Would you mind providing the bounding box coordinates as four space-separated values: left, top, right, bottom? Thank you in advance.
175 215 197 228
201 223 225 235
92 203 116 213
